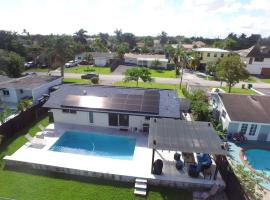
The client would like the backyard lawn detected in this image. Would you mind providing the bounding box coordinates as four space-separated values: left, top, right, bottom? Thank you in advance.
113 81 185 97
204 75 257 83
25 68 50 72
0 116 191 200
259 77 270 83
65 65 111 74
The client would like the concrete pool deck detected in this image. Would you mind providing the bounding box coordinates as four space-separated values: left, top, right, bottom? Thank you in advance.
4 123 225 190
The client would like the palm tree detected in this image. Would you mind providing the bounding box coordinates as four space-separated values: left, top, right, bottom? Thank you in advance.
172 48 188 88
74 29 88 44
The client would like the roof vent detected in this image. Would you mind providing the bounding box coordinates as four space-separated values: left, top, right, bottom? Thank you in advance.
83 90 87 95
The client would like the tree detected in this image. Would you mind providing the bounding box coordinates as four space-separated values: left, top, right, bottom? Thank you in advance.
0 104 11 124
172 48 188 88
92 38 108 52
122 33 136 50
98 32 109 46
74 29 88 44
188 52 201 71
0 50 24 77
115 43 128 59
124 67 152 86
150 59 161 68
114 29 123 43
144 36 154 47
216 55 249 93
17 99 33 112
186 89 209 121
159 31 168 46
205 61 216 75
232 162 266 200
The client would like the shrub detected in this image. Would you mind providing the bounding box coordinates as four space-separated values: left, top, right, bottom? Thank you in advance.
91 77 99 84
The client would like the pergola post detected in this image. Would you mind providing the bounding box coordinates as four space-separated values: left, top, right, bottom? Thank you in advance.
213 155 220 180
151 148 155 174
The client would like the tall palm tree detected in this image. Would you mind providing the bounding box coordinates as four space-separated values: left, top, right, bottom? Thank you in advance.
172 48 188 88
74 29 88 44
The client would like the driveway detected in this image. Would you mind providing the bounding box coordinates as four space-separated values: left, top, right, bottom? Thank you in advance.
111 65 135 75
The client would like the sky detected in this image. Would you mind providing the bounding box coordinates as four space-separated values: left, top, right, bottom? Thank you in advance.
0 0 270 38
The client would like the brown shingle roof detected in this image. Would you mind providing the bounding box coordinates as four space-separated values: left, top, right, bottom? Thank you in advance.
219 93 270 123
245 45 270 58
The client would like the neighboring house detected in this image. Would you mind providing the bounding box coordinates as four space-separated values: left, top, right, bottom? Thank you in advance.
236 45 270 75
124 53 168 68
193 48 230 68
75 52 117 66
211 93 270 141
0 74 62 107
43 84 180 131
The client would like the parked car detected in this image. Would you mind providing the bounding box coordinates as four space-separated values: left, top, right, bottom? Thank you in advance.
65 60 78 68
81 73 99 79
24 61 35 69
79 60 91 65
41 64 48 68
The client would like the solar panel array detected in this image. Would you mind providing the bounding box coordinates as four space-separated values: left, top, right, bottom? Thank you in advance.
61 90 160 114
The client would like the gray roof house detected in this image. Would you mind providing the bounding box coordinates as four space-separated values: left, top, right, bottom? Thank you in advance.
211 92 270 141
0 74 62 108
44 84 180 131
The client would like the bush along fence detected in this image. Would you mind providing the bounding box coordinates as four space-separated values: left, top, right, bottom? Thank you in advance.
219 156 251 200
0 102 48 145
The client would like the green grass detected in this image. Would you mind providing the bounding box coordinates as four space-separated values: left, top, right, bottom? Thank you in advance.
0 116 191 200
114 81 185 97
259 77 270 83
63 78 90 84
204 76 257 83
25 68 50 72
65 65 111 74
123 67 176 78
213 87 257 94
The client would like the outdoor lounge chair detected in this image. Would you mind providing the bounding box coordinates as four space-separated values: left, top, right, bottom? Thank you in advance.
24 133 46 145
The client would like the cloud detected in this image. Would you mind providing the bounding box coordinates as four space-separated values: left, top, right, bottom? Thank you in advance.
0 0 269 38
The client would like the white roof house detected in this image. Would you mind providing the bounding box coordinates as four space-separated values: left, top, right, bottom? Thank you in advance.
124 53 168 68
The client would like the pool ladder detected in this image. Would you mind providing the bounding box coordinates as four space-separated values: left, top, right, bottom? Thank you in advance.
134 178 147 196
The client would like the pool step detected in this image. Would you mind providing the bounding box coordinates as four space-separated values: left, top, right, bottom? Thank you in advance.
134 178 147 196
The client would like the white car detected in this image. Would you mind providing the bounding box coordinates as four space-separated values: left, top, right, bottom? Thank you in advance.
64 60 77 68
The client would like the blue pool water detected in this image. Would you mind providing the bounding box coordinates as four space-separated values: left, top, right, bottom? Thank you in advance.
49 131 136 160
245 149 270 177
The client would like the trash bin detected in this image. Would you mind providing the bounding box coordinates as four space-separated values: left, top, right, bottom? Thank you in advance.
248 83 253 89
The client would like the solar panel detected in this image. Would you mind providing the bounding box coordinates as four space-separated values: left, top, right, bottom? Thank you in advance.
61 90 160 114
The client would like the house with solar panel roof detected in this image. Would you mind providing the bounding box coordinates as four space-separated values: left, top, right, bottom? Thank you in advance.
43 84 180 131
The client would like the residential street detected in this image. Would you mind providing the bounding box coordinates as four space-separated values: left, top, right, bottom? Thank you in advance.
35 70 270 89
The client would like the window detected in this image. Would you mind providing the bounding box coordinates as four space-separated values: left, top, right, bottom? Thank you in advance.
89 112 94 123
108 113 129 127
70 110 77 114
145 116 150 120
248 57 253 64
20 89 24 94
240 123 248 134
221 54 224 58
62 109 69 113
214 53 217 57
109 113 118 126
2 89 9 96
119 114 129 126
207 53 211 57
254 57 264 62
221 110 226 118
249 124 257 136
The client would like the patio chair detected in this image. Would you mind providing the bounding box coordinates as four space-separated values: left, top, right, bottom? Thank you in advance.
25 133 46 145
152 159 163 175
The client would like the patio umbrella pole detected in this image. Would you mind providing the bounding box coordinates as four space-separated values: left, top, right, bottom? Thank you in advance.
151 148 155 174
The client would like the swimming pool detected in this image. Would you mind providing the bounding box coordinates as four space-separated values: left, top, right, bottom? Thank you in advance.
245 149 270 177
49 131 136 160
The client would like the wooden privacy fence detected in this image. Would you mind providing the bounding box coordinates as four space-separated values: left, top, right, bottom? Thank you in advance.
219 156 251 200
0 102 48 144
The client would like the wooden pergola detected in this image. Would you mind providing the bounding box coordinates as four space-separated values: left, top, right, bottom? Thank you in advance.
148 118 227 179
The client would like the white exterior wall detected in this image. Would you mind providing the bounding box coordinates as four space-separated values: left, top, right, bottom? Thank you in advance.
15 89 32 101
200 52 229 64
51 109 146 129
94 58 107 66
243 57 270 75
32 78 62 103
0 88 18 103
